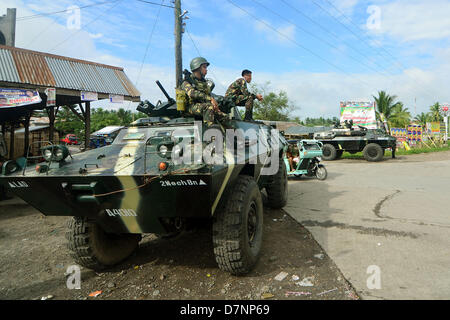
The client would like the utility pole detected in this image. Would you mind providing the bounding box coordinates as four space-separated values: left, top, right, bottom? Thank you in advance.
174 0 182 88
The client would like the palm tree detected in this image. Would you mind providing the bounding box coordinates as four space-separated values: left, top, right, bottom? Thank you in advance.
373 91 400 130
389 102 411 128
414 112 430 128
429 102 443 122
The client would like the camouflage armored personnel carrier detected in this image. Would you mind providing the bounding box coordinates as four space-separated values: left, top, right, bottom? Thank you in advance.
314 121 397 162
0 80 288 275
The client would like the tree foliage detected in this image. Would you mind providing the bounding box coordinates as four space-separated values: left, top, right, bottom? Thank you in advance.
250 82 297 121
55 105 148 138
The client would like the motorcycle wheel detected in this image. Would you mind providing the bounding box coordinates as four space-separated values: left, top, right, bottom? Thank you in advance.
315 165 327 180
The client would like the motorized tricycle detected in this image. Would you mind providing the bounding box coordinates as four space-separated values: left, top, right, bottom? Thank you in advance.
284 139 327 180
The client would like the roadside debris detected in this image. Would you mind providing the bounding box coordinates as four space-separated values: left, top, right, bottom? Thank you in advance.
274 271 288 281
314 253 324 259
261 293 274 299
296 276 315 287
285 291 311 297
317 288 338 296
41 295 54 300
291 275 300 281
88 290 102 297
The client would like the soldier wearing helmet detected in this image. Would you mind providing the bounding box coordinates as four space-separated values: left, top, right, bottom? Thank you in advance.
225 69 263 121
181 57 228 127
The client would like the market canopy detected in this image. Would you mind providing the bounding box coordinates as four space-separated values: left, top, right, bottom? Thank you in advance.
0 44 140 122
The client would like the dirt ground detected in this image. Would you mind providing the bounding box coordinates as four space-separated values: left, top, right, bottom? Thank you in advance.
0 196 358 300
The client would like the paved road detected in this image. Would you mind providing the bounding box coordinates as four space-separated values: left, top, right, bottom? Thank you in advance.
284 152 450 300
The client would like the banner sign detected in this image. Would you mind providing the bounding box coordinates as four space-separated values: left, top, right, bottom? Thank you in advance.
81 91 98 101
340 101 377 129
390 128 407 148
407 124 422 146
45 88 56 106
430 122 441 134
0 88 42 108
109 94 124 103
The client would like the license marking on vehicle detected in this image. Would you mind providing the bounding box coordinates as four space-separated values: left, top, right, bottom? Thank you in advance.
105 209 137 217
160 179 207 187
8 181 29 188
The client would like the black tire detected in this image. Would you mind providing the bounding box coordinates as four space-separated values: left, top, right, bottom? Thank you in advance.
322 144 337 161
213 175 263 275
315 164 327 180
335 150 344 159
66 217 141 270
265 158 288 209
363 143 384 162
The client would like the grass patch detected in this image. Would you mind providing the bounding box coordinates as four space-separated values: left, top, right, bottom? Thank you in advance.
341 141 450 160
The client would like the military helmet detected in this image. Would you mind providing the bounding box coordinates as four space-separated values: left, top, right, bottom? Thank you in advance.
190 57 210 72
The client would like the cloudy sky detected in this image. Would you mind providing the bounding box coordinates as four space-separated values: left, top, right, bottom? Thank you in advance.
2 0 450 120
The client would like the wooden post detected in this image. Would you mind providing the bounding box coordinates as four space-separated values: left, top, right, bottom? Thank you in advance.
9 122 15 159
174 0 182 88
84 102 91 149
23 113 31 157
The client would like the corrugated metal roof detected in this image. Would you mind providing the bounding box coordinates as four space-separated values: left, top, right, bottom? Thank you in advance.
0 48 20 83
11 49 56 86
0 45 140 98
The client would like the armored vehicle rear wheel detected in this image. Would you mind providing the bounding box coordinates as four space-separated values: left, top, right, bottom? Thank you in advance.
66 217 141 270
265 157 288 209
322 144 337 161
213 175 263 275
363 143 384 162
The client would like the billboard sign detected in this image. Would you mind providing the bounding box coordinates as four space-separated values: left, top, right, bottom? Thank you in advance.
0 88 42 108
340 101 377 129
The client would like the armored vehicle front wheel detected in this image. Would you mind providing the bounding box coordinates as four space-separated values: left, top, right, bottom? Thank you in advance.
265 157 288 209
213 175 263 275
363 143 384 162
322 144 337 161
66 217 141 270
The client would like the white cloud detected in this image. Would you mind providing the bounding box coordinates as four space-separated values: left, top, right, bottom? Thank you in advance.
253 20 296 45
372 0 450 42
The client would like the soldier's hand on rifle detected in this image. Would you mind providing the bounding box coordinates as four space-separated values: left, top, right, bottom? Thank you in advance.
211 97 219 111
256 94 263 101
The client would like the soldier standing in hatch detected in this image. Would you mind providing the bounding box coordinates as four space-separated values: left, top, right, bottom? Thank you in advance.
225 69 263 121
181 57 228 127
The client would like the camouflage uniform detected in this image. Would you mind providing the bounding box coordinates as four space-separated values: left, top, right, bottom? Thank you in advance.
181 76 227 126
225 78 256 120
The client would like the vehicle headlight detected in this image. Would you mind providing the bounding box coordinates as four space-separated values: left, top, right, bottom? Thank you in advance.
159 145 168 156
41 145 69 162
43 149 53 161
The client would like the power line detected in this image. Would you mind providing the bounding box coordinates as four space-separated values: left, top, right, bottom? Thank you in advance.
185 27 226 92
16 1 118 21
310 0 440 102
49 0 123 52
135 0 165 88
249 0 394 80
279 0 393 76
225 0 375 89
135 0 175 9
